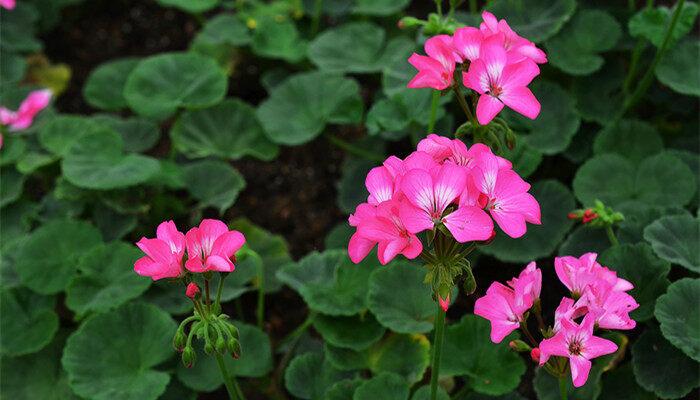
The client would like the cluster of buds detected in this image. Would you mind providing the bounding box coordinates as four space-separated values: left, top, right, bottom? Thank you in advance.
568 200 624 227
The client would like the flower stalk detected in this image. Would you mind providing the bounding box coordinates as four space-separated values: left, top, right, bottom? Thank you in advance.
429 303 446 400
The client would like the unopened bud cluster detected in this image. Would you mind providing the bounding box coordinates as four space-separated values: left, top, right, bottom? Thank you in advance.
174 310 242 368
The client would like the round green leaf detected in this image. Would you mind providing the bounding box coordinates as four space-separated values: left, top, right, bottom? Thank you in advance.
499 139 542 178
572 60 624 124
194 14 251 47
309 22 385 73
38 115 101 157
546 9 621 75
251 18 307 63
325 223 353 250
143 280 192 315
631 326 700 399
657 39 700 97
0 4 41 53
159 380 196 400
617 202 690 244
257 71 363 145
485 0 577 43
171 99 279 161
0 288 58 356
480 180 575 263
600 363 655 400
629 2 699 47
285 352 348 399
353 372 409 400
155 0 219 13
181 159 245 214
313 313 386 351
411 384 450 400
599 243 671 321
655 278 700 362
533 362 603 400
441 315 525 395
66 242 151 315
83 58 139 111
326 378 364 400
644 214 700 273
325 343 370 371
352 0 410 15
15 219 102 294
176 321 273 391
367 89 448 139
62 303 177 400
558 226 610 257
593 119 663 164
368 334 430 383
124 52 227 119
338 158 376 214
276 250 375 316
460 393 525 400
0 167 24 207
0 50 26 86
90 114 160 153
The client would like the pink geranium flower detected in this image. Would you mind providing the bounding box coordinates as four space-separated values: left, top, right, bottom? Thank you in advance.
0 89 52 131
453 26 484 62
185 219 245 273
479 11 547 64
348 203 379 263
554 253 633 297
507 261 541 308
0 0 15 10
134 220 186 281
539 314 618 387
463 35 541 125
472 151 541 238
365 166 396 205
418 134 512 170
576 284 638 330
407 35 456 90
474 280 531 343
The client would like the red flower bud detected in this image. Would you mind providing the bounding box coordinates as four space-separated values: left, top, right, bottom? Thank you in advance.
582 212 598 224
567 212 579 220
530 347 540 363
185 283 200 299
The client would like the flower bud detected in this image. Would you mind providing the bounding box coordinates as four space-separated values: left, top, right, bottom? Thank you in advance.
228 338 241 359
438 294 450 312
182 347 196 368
204 342 215 355
216 336 226 354
530 347 541 363
173 329 187 352
508 339 531 352
463 267 477 296
185 283 200 300
398 16 422 29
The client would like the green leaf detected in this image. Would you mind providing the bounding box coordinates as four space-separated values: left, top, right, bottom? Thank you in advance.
171 98 279 161
0 136 27 167
313 313 386 351
0 4 41 53
411 384 450 400
277 250 375 316
644 214 700 273
617 202 689 244
0 288 58 356
573 152 697 208
155 0 219 13
656 39 700 97
599 363 655 400
15 219 102 294
558 226 610 257
257 71 363 145
193 14 251 47
485 0 577 43
0 334 79 399
353 372 409 400
629 2 699 47
368 334 430 383
62 303 177 400
504 81 581 155
124 52 227 119
90 114 161 153
62 128 161 190
480 180 575 263
0 167 24 207
176 321 273 391
593 119 663 164
143 280 192 315
499 139 542 178
251 17 307 63
458 393 525 400
631 326 700 399
655 278 700 362
572 60 624 124
285 352 348 399
533 363 603 400
83 58 139 111
92 203 137 241
367 261 434 334
181 159 246 214
599 243 671 321
38 115 101 157
352 0 410 15
326 378 364 400
325 343 370 371
337 158 376 214
325 223 353 250
367 89 448 140
159 380 196 400
16 150 56 174
546 9 621 75
66 242 151 315
441 315 525 395
0 50 27 86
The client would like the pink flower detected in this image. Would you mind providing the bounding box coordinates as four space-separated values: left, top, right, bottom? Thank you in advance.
407 36 456 90
399 163 493 242
0 89 52 131
365 166 396 205
553 297 586 333
185 219 245 273
576 284 638 330
348 203 379 263
479 11 547 64
463 34 541 125
472 151 541 238
474 281 531 343
134 220 186 281
185 283 200 299
353 198 423 265
539 314 618 387
418 134 512 170
554 253 633 297
0 0 15 10
453 26 484 62
507 261 541 308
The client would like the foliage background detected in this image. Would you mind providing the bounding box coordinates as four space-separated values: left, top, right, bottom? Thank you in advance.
0 0 698 399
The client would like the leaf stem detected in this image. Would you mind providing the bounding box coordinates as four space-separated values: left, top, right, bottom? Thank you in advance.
605 225 620 246
311 0 323 36
427 90 441 133
215 352 245 400
452 84 478 127
469 0 478 13
256 260 265 329
558 375 568 400
216 273 227 309
325 133 385 162
429 303 446 400
519 321 539 347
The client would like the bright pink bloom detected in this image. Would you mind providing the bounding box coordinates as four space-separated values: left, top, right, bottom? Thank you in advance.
355 198 422 265
407 36 456 90
472 151 541 238
539 314 618 387
507 261 541 308
474 281 531 343
576 285 638 330
554 253 633 297
0 89 52 131
0 0 15 10
185 219 245 273
453 26 484 62
438 294 450 312
365 166 396 205
479 11 547 64
348 203 379 263
463 35 541 125
417 134 512 170
553 297 586 333
134 220 186 281
185 283 200 299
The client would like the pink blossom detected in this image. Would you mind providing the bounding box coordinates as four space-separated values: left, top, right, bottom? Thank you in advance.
407 36 456 90
553 297 586 333
539 314 618 387
185 283 200 299
0 0 15 10
438 294 450 312
134 220 186 281
576 284 638 330
417 134 512 170
0 89 52 131
365 166 396 205
507 261 541 308
554 253 633 297
472 151 541 238
185 219 245 273
463 35 541 125
348 203 379 263
479 11 547 64
474 281 531 343
453 26 484 62
355 198 422 265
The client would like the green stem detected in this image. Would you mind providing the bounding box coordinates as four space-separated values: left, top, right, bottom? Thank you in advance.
519 321 539 347
623 0 655 96
215 352 245 400
205 279 212 312
621 0 685 116
311 0 323 36
435 0 443 16
256 261 265 329
427 90 441 133
215 273 227 309
469 0 478 13
452 84 478 127
558 375 568 400
605 225 620 246
429 303 446 400
326 133 385 162
628 0 636 11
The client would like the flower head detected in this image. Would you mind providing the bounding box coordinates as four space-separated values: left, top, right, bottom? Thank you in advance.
134 220 186 281
474 281 530 343
0 0 15 10
185 219 245 273
407 36 456 90
507 261 541 308
0 89 52 131
554 253 633 297
479 11 547 64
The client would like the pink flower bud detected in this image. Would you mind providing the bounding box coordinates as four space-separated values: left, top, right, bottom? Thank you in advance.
185 283 200 299
530 347 540 363
438 295 450 312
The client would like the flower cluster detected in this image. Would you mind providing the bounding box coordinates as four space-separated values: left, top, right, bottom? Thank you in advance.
134 219 245 281
0 89 52 148
475 253 638 387
348 134 541 265
407 11 546 125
